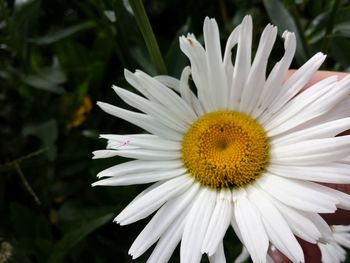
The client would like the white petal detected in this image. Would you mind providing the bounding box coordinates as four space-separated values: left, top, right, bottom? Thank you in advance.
129 183 199 258
268 197 322 243
97 159 181 178
92 167 186 186
135 70 198 123
92 149 119 159
203 17 228 110
229 15 252 110
271 136 350 165
179 66 204 116
263 76 337 134
267 52 326 115
257 173 338 213
234 194 268 263
154 75 180 92
115 175 193 225
181 188 217 263
268 163 350 184
100 134 181 151
113 86 189 133
223 24 240 89
271 118 350 146
248 186 304 263
208 241 226 263
240 24 277 115
252 31 296 119
266 75 350 136
179 34 213 112
97 102 182 141
234 246 250 263
146 207 188 263
202 189 232 255
109 148 179 160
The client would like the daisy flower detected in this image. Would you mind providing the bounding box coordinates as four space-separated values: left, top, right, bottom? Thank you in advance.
319 225 350 263
93 15 350 263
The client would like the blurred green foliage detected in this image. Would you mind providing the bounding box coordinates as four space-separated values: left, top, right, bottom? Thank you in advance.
1 0 350 262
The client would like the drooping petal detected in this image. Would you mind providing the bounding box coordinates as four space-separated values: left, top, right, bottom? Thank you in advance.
146 207 188 263
240 24 277 115
97 102 182 141
115 175 193 225
234 192 269 263
229 15 252 110
129 183 199 259
248 186 304 263
181 188 217 263
267 163 350 184
96 159 182 178
202 189 232 256
208 241 226 263
203 17 229 110
92 167 186 186
257 173 338 213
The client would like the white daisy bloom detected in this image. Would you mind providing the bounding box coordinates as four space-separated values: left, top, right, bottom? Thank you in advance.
93 16 350 263
319 225 350 263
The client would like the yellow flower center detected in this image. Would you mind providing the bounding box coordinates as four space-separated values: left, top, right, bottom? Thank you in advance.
181 111 270 189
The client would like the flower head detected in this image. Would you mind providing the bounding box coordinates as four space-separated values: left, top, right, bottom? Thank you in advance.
93 16 350 263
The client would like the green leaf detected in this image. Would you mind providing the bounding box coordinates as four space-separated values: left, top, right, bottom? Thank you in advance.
48 213 114 263
262 0 308 64
128 0 167 75
29 21 96 45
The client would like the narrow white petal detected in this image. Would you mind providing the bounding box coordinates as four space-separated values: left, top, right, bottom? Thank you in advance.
271 136 350 165
234 246 250 263
154 75 180 92
271 118 350 146
252 31 296 119
100 134 181 151
179 66 204 116
97 102 182 141
113 86 189 133
303 212 333 242
115 175 193 225
135 70 198 123
262 76 337 133
240 24 277 114
268 197 322 243
97 159 181 178
229 15 252 110
179 34 213 112
129 183 199 258
92 150 119 159
203 17 228 110
181 188 217 263
223 25 240 89
234 195 268 263
268 163 350 184
267 52 326 114
92 167 186 186
257 173 338 213
202 189 232 255
248 186 304 263
266 76 350 136
208 241 226 263
146 207 188 263
110 148 179 160
298 97 350 130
